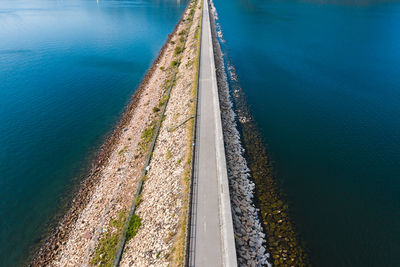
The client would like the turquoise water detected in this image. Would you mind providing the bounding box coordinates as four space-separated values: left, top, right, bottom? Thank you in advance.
0 0 187 265
213 0 400 265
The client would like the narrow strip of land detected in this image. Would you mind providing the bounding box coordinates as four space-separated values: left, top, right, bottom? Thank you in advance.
189 0 237 265
31 2 201 266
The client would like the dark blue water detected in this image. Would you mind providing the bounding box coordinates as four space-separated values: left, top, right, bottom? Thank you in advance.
0 0 187 265
213 0 400 265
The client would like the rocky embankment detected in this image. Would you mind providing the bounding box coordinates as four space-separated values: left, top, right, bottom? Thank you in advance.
209 0 310 265
30 0 200 265
120 0 201 265
209 1 271 266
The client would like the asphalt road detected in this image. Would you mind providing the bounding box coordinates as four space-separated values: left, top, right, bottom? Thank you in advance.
188 0 237 266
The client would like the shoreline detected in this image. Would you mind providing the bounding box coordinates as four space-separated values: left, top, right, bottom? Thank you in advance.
30 2 193 265
209 1 270 266
208 1 311 265
119 1 202 264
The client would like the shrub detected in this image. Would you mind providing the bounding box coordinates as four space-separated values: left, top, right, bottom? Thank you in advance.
126 214 142 241
174 45 184 56
171 60 179 67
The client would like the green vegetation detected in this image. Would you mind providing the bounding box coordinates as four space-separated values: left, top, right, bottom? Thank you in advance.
118 145 128 155
164 231 175 243
90 212 127 267
166 149 172 160
187 9 195 22
153 106 160 113
159 91 169 107
186 59 194 68
171 60 179 67
90 213 141 266
126 214 142 241
135 194 143 207
194 24 200 40
141 125 154 142
138 124 156 151
174 45 184 56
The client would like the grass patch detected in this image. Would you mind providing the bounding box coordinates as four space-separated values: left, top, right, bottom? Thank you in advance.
90 212 127 267
153 106 160 113
135 194 143 207
126 214 142 241
139 124 155 151
187 8 195 21
194 24 200 39
118 145 128 155
164 231 175 244
186 156 192 166
171 60 179 68
159 97 166 108
174 45 184 56
166 149 172 160
185 59 194 69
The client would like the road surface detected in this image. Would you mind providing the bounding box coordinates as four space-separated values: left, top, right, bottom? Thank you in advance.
188 0 237 266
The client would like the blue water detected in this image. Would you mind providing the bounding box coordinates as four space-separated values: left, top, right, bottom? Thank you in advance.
0 0 187 265
213 0 400 265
